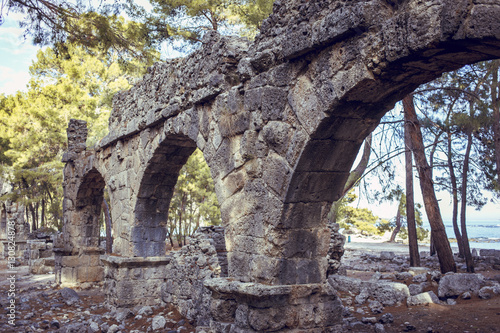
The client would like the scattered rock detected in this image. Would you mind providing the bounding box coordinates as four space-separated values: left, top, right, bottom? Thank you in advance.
395 272 413 280
329 275 362 294
59 287 80 305
368 300 384 314
116 308 134 322
39 320 50 329
462 291 472 299
152 315 167 331
108 324 120 333
379 313 394 324
355 290 369 304
412 273 428 283
375 323 386 333
446 298 457 305
380 251 395 260
361 317 378 324
137 305 154 316
368 282 410 306
430 271 442 282
88 321 100 333
478 286 499 299
51 320 60 329
409 283 425 296
404 322 416 331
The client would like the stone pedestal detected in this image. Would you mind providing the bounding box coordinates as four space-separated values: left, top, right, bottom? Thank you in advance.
204 278 343 332
54 247 104 285
101 255 171 308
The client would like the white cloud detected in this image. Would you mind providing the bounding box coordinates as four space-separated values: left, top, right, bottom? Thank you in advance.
0 66 30 95
0 16 40 95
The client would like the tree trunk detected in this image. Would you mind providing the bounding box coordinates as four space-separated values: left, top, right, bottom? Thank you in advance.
25 206 30 229
389 203 402 243
447 133 464 257
460 131 475 272
405 111 420 267
101 197 113 254
41 198 46 228
29 203 37 231
35 202 39 230
491 60 500 185
403 95 456 273
430 234 436 256
168 234 174 248
328 134 372 222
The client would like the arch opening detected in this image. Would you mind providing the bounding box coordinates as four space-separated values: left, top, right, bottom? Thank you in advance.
133 135 198 257
75 168 106 249
166 148 222 250
279 51 500 284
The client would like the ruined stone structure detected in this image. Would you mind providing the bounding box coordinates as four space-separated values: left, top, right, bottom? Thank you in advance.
57 0 500 331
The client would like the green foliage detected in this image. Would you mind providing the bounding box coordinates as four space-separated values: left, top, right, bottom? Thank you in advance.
4 0 160 63
337 190 386 236
145 0 274 47
4 0 274 59
167 149 221 246
0 43 145 230
415 62 495 203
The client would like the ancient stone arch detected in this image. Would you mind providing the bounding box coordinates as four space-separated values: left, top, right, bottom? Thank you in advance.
56 0 500 330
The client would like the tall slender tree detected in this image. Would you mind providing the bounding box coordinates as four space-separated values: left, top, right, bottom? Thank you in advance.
403 94 456 273
404 107 420 266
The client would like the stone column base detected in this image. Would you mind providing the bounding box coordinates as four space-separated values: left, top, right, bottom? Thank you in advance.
204 278 343 332
101 255 171 308
54 247 104 285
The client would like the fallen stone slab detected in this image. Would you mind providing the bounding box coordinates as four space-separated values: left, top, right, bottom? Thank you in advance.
366 281 410 306
479 249 500 257
380 251 395 260
328 275 362 294
438 273 486 298
329 275 410 306
407 291 440 306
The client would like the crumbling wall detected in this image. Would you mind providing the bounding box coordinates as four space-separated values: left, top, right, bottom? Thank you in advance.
103 227 225 326
160 228 223 326
327 222 346 275
27 229 57 274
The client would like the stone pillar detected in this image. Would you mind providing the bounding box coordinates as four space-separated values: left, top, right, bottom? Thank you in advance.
55 119 104 285
101 255 171 307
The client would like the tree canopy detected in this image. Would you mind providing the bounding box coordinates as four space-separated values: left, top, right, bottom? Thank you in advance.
0 42 145 230
2 0 274 58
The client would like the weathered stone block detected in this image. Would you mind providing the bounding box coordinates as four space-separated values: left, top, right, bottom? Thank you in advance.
407 291 439 306
438 273 486 298
261 86 288 121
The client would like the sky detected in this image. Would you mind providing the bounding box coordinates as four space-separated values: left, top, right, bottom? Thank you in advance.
0 15 40 95
0 5 499 225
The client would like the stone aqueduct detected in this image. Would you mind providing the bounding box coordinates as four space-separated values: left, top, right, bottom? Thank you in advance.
55 0 500 331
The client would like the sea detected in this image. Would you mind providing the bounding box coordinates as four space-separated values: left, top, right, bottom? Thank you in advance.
422 220 500 250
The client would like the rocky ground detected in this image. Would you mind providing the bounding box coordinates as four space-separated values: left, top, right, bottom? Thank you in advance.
0 264 195 333
337 236 500 332
0 238 499 333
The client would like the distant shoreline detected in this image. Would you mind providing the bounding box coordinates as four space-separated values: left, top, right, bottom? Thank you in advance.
344 235 500 253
